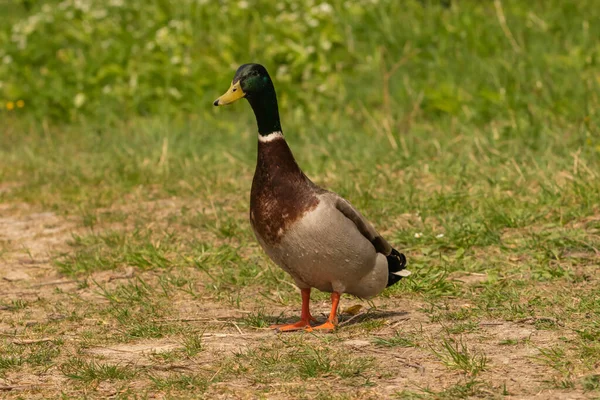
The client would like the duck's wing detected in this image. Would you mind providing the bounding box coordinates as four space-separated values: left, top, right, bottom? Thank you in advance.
326 193 393 256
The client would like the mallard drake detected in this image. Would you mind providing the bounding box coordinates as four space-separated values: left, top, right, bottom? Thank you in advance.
214 64 410 331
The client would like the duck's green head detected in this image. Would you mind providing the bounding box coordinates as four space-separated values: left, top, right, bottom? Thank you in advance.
214 64 281 135
213 63 273 106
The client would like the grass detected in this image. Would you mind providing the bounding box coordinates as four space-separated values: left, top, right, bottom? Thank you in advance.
60 359 137 383
182 333 204 357
430 338 488 377
582 375 600 392
231 340 375 383
1 0 600 398
0 341 62 377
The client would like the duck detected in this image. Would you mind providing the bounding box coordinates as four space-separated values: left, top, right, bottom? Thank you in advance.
214 63 410 331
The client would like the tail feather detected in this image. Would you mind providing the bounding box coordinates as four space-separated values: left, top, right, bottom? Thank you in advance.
386 248 409 287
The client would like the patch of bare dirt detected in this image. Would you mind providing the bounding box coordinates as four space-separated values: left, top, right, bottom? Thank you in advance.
86 340 182 363
0 204 79 298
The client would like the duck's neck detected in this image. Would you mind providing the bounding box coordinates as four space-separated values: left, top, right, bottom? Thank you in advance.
256 130 301 174
254 131 305 189
247 85 282 136
248 85 305 179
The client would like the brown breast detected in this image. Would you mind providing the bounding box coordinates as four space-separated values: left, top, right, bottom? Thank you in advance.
250 137 320 245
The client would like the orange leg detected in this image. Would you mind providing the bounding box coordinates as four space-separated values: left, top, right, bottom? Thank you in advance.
312 291 341 331
270 288 316 332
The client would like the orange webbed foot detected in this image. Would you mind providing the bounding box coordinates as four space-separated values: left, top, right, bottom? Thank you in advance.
270 319 312 332
310 291 341 332
271 288 316 333
310 319 337 331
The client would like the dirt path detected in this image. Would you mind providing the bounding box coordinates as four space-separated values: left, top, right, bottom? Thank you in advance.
0 203 597 399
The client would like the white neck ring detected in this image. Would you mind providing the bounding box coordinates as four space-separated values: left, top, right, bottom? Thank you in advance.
258 131 284 143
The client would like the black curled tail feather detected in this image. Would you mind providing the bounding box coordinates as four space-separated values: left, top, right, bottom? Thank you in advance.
386 248 407 287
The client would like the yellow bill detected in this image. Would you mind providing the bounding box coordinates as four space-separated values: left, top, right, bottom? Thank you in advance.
213 81 245 106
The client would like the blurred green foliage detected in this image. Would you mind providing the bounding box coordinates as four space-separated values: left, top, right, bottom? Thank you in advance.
0 0 362 121
0 0 599 126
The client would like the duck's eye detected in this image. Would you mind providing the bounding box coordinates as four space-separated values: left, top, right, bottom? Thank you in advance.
232 87 237 92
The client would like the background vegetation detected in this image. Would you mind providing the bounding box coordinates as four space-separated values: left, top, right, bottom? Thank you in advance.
0 0 599 398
